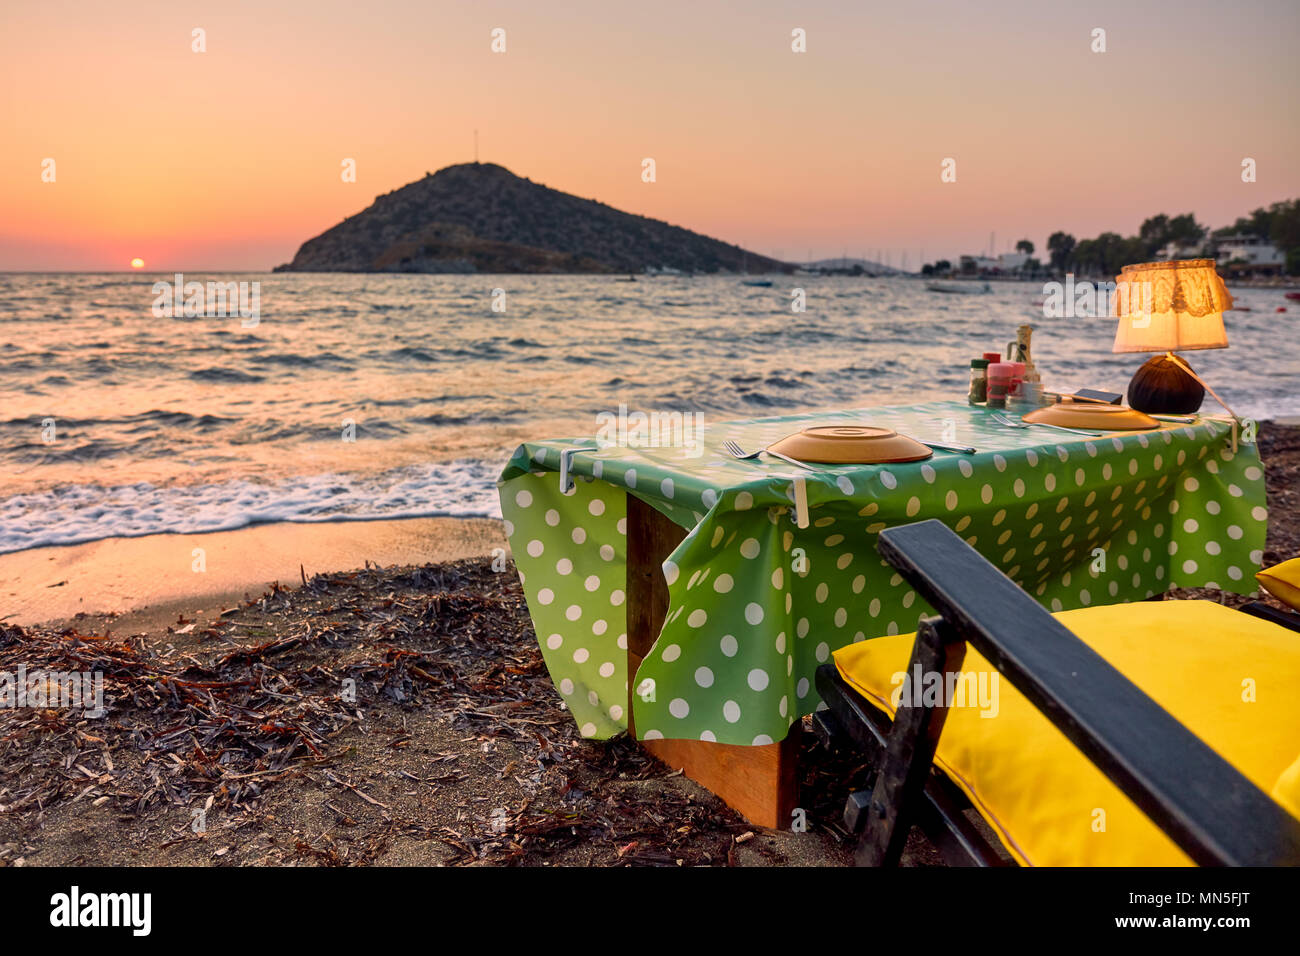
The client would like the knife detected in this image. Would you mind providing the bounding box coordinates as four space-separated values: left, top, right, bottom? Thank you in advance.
920 440 977 454
760 448 817 470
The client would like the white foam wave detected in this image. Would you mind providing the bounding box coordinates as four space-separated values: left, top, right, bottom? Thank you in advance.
0 459 503 555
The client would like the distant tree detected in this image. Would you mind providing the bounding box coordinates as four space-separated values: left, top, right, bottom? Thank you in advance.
1024 257 1042 275
934 259 952 274
1167 214 1205 249
921 263 935 276
1215 202 1294 279
1265 200 1300 253
1070 238 1097 274
1117 235 1150 272
1138 213 1204 257
1218 206 1274 239
1138 214 1171 255
1051 201 1299 278
1047 232 1075 273
1015 239 1034 255
1082 232 1139 275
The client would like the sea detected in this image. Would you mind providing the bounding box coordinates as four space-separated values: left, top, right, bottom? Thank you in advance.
2 272 1296 556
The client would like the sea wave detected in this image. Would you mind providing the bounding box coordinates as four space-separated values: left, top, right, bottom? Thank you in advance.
0 273 1295 555
0 459 503 555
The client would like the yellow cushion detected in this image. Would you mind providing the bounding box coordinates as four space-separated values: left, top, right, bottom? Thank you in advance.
1257 557 1300 612
833 600 1300 866
1275 754 1300 821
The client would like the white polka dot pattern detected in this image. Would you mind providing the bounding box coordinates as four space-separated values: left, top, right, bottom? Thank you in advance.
499 405 1267 746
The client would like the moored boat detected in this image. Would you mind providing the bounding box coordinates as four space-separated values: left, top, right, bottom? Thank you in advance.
927 280 991 294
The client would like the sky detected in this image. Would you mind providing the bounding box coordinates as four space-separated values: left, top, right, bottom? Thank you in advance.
2 0 1298 271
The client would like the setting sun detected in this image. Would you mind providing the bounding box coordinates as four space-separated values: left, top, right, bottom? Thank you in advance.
130 257 145 269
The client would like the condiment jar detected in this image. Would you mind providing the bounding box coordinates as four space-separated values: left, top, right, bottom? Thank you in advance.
987 362 1015 408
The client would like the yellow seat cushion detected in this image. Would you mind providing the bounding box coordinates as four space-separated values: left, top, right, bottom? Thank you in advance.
1257 557 1300 612
1275 754 1300 821
833 600 1300 866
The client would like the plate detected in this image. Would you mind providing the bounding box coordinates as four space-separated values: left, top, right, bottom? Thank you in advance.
768 425 932 464
1022 401 1159 431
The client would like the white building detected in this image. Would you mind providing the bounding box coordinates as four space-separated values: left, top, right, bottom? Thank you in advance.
1214 234 1285 271
1155 240 1205 260
959 253 1029 274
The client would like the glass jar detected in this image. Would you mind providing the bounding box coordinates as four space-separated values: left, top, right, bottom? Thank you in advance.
968 359 989 404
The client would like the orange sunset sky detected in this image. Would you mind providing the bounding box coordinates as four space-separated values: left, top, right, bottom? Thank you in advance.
2 0 1298 272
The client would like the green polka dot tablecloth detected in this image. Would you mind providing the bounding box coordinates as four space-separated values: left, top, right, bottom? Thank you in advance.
497 401 1266 748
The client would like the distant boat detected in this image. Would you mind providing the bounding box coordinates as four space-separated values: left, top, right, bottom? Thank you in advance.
738 247 771 285
1285 292 1300 301
927 280 991 294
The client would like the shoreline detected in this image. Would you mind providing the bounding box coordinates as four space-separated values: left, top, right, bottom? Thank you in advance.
4 418 1296 630
0 516 507 630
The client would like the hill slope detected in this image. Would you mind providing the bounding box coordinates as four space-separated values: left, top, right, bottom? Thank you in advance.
275 163 790 275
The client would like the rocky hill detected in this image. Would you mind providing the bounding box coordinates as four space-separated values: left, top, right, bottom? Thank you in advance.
274 163 790 274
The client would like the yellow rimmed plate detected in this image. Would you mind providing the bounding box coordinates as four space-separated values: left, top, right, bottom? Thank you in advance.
768 425 932 464
1022 402 1159 431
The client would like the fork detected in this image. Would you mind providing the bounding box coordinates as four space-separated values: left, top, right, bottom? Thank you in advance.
723 439 815 471
991 410 1099 437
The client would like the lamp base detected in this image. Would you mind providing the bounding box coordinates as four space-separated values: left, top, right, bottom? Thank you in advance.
1126 353 1205 414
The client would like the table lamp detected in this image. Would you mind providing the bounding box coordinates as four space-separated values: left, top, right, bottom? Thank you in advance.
1112 259 1235 416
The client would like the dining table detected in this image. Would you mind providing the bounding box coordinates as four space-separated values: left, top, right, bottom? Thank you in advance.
496 400 1267 826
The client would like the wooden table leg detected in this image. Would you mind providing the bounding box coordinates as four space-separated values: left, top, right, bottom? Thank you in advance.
625 493 800 830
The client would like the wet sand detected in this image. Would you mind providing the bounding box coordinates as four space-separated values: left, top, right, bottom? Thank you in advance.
0 517 508 629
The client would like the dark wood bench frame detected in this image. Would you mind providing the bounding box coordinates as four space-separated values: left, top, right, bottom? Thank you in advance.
813 518 1300 867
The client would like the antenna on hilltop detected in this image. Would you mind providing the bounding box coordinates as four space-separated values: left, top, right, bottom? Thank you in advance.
474 129 479 163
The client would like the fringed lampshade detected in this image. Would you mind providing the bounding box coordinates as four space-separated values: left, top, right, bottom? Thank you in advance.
1112 259 1232 414
1113 259 1232 352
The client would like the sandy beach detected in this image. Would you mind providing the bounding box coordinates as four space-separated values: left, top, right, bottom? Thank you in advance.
0 517 507 630
0 534 847 868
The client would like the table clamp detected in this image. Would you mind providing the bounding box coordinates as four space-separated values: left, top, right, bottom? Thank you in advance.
773 475 810 528
559 446 599 494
